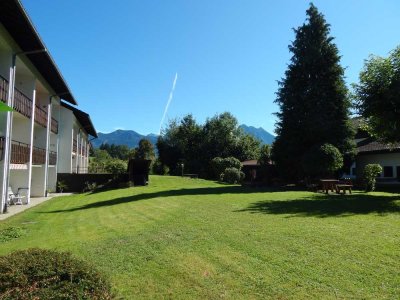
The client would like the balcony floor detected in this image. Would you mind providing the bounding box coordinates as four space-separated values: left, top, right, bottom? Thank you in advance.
0 193 73 220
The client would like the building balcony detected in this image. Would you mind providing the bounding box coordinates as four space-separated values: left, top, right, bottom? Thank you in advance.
0 75 58 134
72 139 77 153
0 137 57 165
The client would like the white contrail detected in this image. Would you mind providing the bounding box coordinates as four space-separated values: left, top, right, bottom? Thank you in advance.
159 72 178 135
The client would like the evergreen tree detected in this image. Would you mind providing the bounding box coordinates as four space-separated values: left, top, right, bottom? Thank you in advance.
272 3 354 181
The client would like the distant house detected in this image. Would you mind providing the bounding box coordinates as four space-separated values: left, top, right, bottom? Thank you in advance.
355 138 400 182
241 160 277 185
344 118 400 182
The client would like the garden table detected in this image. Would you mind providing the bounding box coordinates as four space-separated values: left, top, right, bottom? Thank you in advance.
320 179 339 194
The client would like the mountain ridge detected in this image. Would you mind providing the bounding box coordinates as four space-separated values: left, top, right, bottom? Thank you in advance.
92 125 275 148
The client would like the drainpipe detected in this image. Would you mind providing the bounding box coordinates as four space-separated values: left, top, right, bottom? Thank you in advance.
1 49 46 213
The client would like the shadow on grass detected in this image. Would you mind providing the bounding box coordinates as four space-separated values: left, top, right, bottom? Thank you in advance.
42 184 400 217
43 185 283 213
236 193 400 217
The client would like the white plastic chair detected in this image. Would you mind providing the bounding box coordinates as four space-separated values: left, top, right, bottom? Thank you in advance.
8 187 25 205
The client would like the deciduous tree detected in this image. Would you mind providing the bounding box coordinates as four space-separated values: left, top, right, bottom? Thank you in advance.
354 46 400 143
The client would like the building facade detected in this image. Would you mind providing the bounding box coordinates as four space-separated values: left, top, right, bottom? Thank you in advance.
0 0 97 213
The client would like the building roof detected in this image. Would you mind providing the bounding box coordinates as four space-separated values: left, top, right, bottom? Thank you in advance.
0 0 77 105
241 160 259 166
356 138 400 155
61 102 97 138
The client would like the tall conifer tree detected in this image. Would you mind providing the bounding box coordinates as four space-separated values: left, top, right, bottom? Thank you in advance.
272 4 354 181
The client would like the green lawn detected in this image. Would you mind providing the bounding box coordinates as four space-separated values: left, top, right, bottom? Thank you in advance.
1 176 399 299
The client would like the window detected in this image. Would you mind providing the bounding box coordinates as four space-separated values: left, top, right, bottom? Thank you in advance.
383 166 393 178
351 167 356 176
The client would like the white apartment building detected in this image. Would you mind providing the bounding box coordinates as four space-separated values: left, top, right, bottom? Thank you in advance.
0 0 97 213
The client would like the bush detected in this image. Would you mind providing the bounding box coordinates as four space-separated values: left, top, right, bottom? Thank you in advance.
0 227 26 242
0 248 113 299
220 167 244 184
302 143 343 177
152 158 169 175
104 159 127 174
83 181 98 192
210 157 242 179
363 164 383 192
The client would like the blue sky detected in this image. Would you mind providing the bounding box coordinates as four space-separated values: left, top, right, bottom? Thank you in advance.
22 0 400 135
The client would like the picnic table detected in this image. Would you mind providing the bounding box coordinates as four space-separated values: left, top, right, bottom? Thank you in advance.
320 179 339 194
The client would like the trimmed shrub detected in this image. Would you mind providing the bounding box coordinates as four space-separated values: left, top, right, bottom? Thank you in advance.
302 143 343 177
210 157 242 179
0 248 113 299
363 164 383 192
220 167 244 184
104 159 127 174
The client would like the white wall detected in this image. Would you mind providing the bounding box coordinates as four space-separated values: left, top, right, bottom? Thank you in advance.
31 166 45 196
356 153 400 179
57 106 73 173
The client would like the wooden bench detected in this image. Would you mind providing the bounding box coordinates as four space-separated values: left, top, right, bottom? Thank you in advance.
336 184 352 194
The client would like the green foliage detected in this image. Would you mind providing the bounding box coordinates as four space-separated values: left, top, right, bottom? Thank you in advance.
99 143 130 160
104 159 127 174
152 158 169 175
0 176 399 298
56 180 68 192
0 227 25 242
89 148 127 174
210 157 242 180
363 164 383 192
134 139 156 161
157 113 260 177
220 167 244 184
83 181 98 192
259 144 271 165
272 4 354 181
354 45 400 143
302 144 343 177
0 248 112 299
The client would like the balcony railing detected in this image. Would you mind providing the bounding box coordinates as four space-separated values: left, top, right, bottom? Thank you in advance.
51 117 58 134
0 137 5 160
32 146 46 165
0 75 59 132
9 139 30 164
0 137 56 166
35 105 48 128
73 139 77 153
14 88 33 119
0 76 8 102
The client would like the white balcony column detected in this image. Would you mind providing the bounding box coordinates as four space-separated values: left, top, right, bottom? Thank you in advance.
75 131 80 173
0 63 15 213
44 100 52 196
55 100 60 177
70 128 74 173
26 87 37 204
86 141 89 173
79 135 83 172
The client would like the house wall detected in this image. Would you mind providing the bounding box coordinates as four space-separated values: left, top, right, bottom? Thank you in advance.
356 152 400 179
57 106 73 173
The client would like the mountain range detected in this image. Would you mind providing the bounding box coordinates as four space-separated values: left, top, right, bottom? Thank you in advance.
92 125 275 148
